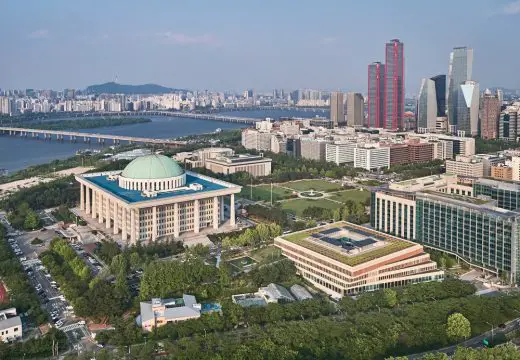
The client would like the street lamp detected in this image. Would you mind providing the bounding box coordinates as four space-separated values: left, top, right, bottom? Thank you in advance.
485 321 495 344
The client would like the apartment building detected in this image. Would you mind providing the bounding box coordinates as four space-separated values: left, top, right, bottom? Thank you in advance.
325 142 357 165
354 145 390 170
445 155 484 177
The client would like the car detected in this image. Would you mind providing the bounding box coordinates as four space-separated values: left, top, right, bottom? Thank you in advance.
20 257 27 262
55 320 64 328
78 320 86 325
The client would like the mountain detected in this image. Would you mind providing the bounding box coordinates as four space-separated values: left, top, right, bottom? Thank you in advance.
85 82 187 95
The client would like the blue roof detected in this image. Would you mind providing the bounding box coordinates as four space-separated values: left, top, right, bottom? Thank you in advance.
85 173 227 203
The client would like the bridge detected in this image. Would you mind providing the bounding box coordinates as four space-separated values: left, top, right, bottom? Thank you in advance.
0 127 187 147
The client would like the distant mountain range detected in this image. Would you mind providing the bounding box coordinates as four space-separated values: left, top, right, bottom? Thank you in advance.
85 82 188 95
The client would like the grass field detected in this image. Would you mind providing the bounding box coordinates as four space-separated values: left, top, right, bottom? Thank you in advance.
328 189 371 203
281 198 341 216
282 179 343 192
240 185 294 202
250 246 282 263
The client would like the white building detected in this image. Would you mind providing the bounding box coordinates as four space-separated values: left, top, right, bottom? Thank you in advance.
0 308 22 342
457 81 480 136
241 129 272 151
325 142 357 165
75 155 241 243
205 154 272 177
445 155 484 177
354 145 390 170
140 295 201 332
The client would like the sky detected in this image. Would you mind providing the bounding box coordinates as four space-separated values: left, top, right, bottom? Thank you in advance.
1 0 520 94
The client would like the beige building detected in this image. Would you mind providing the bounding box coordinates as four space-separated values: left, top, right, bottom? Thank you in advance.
512 157 520 181
445 155 484 177
491 164 513 180
275 222 443 297
241 129 272 151
140 295 201 332
330 92 345 127
75 155 241 244
0 308 22 342
346 92 364 127
175 147 234 169
205 154 272 177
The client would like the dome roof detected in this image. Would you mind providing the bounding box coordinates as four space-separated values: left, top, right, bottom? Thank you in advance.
121 154 184 179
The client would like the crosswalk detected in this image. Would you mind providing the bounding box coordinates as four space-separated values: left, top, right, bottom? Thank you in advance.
60 322 85 332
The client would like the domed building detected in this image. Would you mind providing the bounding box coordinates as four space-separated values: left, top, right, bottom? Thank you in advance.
75 154 241 243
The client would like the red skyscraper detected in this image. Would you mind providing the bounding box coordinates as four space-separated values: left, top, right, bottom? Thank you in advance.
384 39 404 130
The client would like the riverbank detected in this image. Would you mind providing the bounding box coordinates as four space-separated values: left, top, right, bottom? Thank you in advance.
7 117 151 130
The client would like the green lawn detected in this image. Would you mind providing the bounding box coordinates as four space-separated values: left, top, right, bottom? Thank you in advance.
282 179 343 192
240 184 294 202
281 198 341 216
250 246 282 263
328 189 371 203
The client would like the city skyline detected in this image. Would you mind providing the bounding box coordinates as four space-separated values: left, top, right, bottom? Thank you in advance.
2 0 520 92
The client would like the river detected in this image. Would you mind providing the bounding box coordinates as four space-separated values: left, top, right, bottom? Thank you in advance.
0 109 329 173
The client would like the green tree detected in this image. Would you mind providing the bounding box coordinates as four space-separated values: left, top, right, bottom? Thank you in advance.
383 288 398 308
23 210 40 230
446 313 471 340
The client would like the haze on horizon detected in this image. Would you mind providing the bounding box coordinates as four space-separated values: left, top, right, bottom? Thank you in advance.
1 0 520 93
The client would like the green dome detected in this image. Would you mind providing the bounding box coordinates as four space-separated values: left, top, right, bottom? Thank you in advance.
121 155 184 179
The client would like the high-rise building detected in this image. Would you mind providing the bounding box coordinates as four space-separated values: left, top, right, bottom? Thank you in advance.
480 90 501 139
417 78 437 131
431 75 446 116
456 80 479 136
345 92 364 127
330 91 345 127
447 47 473 130
384 39 405 130
496 89 504 104
367 62 385 128
498 107 519 141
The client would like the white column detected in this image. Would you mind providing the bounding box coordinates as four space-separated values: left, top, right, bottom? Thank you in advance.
85 186 91 214
131 209 136 243
80 184 85 210
91 189 96 218
213 197 219 229
98 193 103 224
122 207 127 240
105 197 110 229
152 206 157 241
220 196 225 221
174 203 179 238
230 194 235 227
113 202 119 235
194 199 200 233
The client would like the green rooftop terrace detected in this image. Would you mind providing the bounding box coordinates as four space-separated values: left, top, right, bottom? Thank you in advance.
282 222 414 267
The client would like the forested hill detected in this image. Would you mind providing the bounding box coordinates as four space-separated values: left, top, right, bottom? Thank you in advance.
85 82 188 95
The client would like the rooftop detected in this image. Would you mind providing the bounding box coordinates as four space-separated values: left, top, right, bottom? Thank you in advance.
82 170 232 204
121 154 184 179
280 222 414 267
208 154 272 165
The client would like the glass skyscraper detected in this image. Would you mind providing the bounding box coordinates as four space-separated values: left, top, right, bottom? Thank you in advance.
431 75 446 116
367 62 385 128
417 78 437 130
447 47 473 130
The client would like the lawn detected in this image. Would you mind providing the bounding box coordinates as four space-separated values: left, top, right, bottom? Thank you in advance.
282 179 343 192
328 189 371 203
281 198 341 216
240 185 294 202
250 246 282 263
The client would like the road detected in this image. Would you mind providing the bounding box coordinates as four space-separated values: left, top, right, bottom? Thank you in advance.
408 318 520 358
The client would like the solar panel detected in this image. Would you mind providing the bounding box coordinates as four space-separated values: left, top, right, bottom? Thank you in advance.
353 238 377 248
311 233 322 239
320 228 340 235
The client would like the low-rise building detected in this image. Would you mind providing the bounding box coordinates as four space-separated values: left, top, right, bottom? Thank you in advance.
490 164 513 180
181 147 234 169
140 295 201 331
275 222 443 297
445 155 484 177
325 142 356 165
0 308 22 342
205 153 272 177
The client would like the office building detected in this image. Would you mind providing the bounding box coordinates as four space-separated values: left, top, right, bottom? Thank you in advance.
431 75 446 116
330 92 345 127
346 92 364 127
384 39 405 130
275 222 443 297
140 295 201 331
297 138 329 161
417 78 438 131
0 308 22 342
490 164 513 180
388 144 409 166
75 155 241 243
354 145 390 170
445 155 484 177
480 90 501 139
371 175 520 283
205 154 272 177
325 142 357 165
513 157 520 181
368 62 385 128
176 148 234 169
498 107 520 142
241 129 273 151
447 47 473 130
409 132 475 157
456 81 479 136
407 139 434 164
475 154 505 177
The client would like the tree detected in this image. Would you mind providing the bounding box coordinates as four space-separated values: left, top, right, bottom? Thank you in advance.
24 210 40 230
383 288 398 308
446 313 471 340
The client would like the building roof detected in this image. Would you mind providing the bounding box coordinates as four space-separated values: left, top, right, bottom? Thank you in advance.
140 295 200 324
0 315 21 331
262 283 295 302
121 154 184 179
290 284 313 301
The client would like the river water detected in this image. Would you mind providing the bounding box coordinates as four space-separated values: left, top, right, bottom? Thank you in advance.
0 109 329 173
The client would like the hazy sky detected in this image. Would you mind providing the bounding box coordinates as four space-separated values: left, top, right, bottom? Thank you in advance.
1 0 520 94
